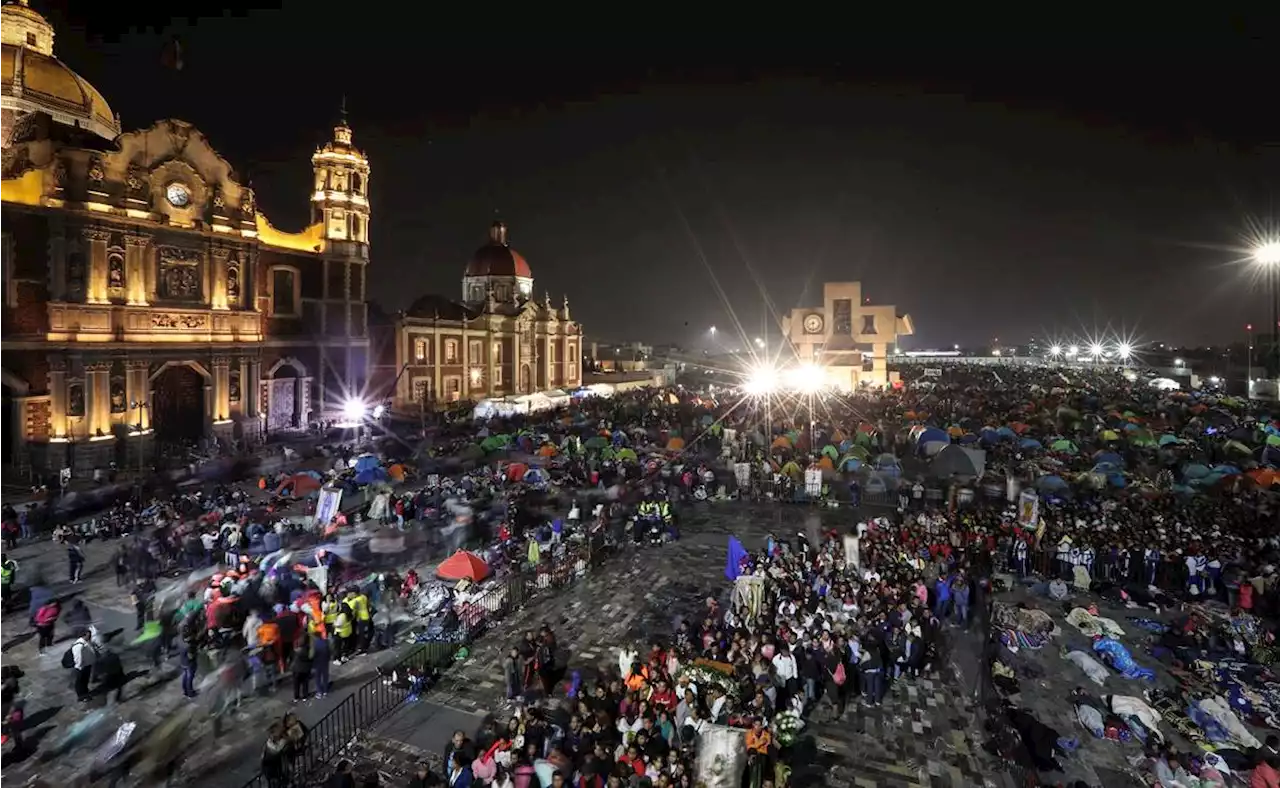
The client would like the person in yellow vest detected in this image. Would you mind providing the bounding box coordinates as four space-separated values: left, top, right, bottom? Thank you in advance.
333 604 354 663
345 589 371 653
322 593 339 630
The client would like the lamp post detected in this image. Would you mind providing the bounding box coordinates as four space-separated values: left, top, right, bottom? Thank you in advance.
129 400 149 478
1246 323 1254 396
1254 241 1280 382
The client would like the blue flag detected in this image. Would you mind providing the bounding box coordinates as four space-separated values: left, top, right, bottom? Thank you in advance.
725 536 748 581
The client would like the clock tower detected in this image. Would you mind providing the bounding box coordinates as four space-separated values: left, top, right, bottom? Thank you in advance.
310 101 370 249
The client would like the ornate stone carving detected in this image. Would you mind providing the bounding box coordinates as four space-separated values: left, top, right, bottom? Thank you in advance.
210 248 232 261
157 246 203 301
87 156 105 185
109 378 127 413
240 188 255 216
82 227 112 242
124 234 151 247
229 370 241 403
125 359 151 370
212 356 231 367
85 361 113 372
151 312 208 329
167 121 192 155
67 382 85 417
211 183 225 209
2 145 32 179
227 265 240 300
51 157 67 187
107 250 125 289
126 165 147 196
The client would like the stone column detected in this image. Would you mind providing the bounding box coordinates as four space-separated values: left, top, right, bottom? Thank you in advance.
247 358 261 417
297 377 312 427
433 327 443 404
210 248 230 310
212 356 231 421
125 359 151 430
84 361 112 437
47 222 67 301
202 382 213 437
82 227 111 304
487 329 496 397
124 233 151 306
48 357 68 438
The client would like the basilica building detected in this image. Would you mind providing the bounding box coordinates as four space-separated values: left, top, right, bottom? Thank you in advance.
1 0 371 473
390 220 583 410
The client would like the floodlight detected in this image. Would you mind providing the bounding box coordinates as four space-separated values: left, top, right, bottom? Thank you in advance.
372 404 387 419
744 366 779 396
1116 342 1133 360
785 363 825 393
1048 345 1062 357
342 398 367 422
1089 343 1104 358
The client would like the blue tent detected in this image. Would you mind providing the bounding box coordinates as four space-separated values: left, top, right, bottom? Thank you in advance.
354 467 388 485
916 427 949 447
354 455 381 473
1093 451 1123 467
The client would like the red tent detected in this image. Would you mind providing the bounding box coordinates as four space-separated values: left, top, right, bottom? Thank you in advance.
436 550 491 582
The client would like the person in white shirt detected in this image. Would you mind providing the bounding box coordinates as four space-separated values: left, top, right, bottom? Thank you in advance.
772 646 798 699
71 630 96 701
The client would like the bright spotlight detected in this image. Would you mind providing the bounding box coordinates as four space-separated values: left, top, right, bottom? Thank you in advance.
1048 345 1062 357
342 398 367 422
785 363 826 393
1089 343 1104 358
1253 240 1280 266
743 366 779 396
372 404 387 419
1116 342 1133 360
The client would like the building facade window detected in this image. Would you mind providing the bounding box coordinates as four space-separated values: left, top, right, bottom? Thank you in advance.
832 299 853 335
494 366 503 386
860 314 878 335
413 338 427 362
411 378 432 402
271 267 299 316
444 339 458 364
468 340 483 364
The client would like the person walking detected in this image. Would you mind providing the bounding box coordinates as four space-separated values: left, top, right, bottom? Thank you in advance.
67 540 86 584
33 597 61 653
70 628 96 701
292 632 313 702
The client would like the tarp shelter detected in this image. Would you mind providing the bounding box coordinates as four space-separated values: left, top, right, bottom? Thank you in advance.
543 389 571 408
436 550 491 582
275 473 323 497
586 383 616 398
930 445 986 479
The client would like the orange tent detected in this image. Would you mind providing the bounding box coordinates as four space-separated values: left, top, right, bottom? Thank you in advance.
666 437 685 451
771 436 792 449
436 550 491 582
538 444 558 457
1248 468 1279 488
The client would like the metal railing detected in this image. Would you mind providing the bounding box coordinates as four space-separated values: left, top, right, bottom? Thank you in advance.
236 542 597 788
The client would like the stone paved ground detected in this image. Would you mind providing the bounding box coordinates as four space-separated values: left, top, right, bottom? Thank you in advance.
350 502 1003 788
0 488 422 788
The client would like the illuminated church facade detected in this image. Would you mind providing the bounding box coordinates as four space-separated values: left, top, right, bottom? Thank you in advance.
1 0 371 473
389 220 583 410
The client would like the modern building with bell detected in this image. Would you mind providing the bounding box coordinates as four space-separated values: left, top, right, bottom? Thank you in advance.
780 281 914 388
389 220 583 410
0 0 371 474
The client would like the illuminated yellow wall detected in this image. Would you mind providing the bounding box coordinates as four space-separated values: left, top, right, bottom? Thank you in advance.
254 213 325 253
0 169 44 205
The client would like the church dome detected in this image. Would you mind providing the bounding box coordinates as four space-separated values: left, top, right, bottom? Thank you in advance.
465 221 532 278
1 1 120 142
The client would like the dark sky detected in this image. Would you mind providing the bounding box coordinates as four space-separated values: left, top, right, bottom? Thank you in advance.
42 4 1280 350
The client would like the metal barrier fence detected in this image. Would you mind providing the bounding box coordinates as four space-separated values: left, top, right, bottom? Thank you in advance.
999 542 1193 594
235 543 596 788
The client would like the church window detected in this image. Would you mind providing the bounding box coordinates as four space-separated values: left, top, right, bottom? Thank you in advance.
444 339 458 364
492 342 502 360
548 343 556 364
468 340 483 364
412 378 432 402
860 315 878 335
27 33 37 47
271 267 299 316
414 338 427 362
833 299 853 335
352 173 364 194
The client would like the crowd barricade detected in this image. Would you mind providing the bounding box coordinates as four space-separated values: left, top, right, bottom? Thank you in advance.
998 542 1192 594
233 542 599 788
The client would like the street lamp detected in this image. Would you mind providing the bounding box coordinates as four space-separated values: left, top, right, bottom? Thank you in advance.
1253 241 1280 379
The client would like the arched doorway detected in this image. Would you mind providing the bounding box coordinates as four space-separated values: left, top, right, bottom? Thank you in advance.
267 365 299 431
519 363 531 393
153 364 205 443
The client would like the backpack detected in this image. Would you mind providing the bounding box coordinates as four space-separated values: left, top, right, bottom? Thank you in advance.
61 646 76 669
832 662 847 686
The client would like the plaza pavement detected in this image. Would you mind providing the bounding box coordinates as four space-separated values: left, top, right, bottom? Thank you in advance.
337 503 1004 788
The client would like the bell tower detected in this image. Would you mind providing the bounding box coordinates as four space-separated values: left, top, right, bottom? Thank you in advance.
310 99 370 249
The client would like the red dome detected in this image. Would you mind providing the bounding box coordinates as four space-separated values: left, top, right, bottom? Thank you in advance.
465 220 532 278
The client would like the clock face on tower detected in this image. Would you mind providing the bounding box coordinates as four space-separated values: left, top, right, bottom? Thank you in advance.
803 314 824 334
165 182 191 208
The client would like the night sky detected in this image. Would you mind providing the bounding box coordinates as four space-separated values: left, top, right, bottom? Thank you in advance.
42 5 1279 350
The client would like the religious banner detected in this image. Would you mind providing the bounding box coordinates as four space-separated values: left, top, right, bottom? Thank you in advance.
306 565 328 595
733 462 751 488
695 724 747 788
314 486 343 532
842 533 862 572
803 468 822 497
1018 489 1040 529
